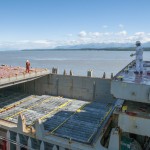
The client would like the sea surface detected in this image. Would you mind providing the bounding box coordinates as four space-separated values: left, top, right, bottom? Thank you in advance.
0 50 149 77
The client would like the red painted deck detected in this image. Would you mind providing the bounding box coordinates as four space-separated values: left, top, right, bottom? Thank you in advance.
0 65 46 79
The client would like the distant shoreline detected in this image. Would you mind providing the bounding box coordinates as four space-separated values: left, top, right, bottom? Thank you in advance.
22 47 150 51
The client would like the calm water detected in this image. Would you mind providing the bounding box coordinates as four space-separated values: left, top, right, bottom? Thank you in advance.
0 50 149 77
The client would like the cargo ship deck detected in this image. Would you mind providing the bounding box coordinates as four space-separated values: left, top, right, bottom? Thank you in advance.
111 61 150 103
0 65 49 88
0 92 114 144
114 61 150 85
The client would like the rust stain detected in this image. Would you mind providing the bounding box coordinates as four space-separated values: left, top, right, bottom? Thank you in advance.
0 65 45 79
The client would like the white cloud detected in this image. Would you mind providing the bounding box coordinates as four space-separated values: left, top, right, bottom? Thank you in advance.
125 32 150 43
33 40 51 44
104 32 113 36
102 25 108 28
67 34 73 37
125 34 150 43
88 32 102 38
1 30 150 50
125 36 137 41
92 32 100 37
142 37 150 42
19 40 30 43
78 31 87 37
119 24 124 28
116 30 127 36
134 32 145 36
0 40 58 50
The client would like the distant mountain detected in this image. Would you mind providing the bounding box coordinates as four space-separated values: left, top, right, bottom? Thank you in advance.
21 42 150 51
143 42 150 47
55 42 150 49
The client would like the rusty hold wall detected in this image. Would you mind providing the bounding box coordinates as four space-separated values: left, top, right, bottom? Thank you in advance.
18 74 114 103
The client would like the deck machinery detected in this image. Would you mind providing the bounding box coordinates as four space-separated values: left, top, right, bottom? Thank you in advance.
0 61 149 150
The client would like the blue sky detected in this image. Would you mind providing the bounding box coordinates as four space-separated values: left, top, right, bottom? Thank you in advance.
0 0 150 49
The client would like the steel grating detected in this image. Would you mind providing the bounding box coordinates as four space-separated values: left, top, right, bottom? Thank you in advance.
45 101 113 143
0 92 114 144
